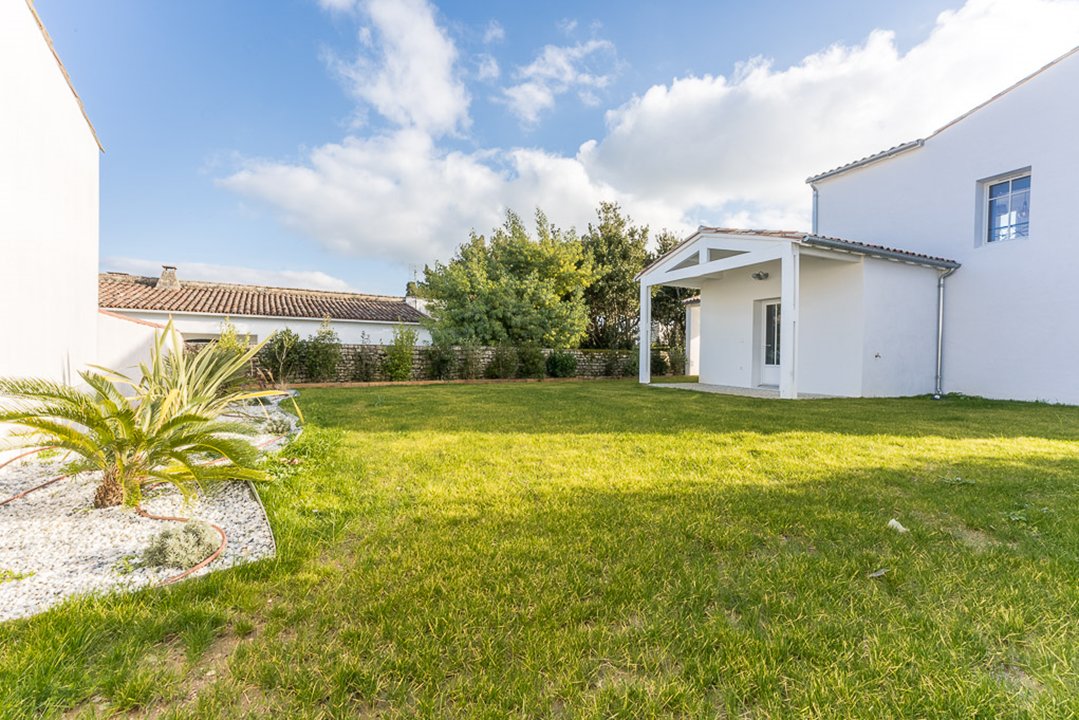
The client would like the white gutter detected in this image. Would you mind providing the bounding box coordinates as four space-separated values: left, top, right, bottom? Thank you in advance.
933 267 959 399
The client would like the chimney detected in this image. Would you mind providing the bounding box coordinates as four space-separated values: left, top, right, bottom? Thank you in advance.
157 265 180 290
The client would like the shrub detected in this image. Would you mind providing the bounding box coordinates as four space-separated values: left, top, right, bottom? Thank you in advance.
424 338 457 380
546 350 578 378
264 415 293 436
485 345 519 379
383 325 418 381
650 350 669 376
301 319 342 382
260 329 301 386
351 332 379 382
143 521 220 569
622 353 639 378
602 352 623 377
517 345 546 379
0 320 281 507
216 317 249 358
458 343 483 380
668 346 687 376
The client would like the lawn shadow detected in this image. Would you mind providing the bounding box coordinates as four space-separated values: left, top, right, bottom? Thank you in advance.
298 381 1079 441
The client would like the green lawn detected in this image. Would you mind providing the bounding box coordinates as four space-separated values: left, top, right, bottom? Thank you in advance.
3 381 1079 718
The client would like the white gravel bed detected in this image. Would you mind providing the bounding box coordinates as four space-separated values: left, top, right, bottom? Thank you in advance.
0 398 297 623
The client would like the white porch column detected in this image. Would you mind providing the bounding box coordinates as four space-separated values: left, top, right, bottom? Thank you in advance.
639 282 652 384
779 243 800 399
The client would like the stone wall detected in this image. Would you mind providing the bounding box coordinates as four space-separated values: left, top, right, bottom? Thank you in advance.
249 344 672 384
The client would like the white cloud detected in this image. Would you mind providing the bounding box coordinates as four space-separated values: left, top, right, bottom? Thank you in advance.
483 19 505 44
476 53 500 81
557 18 578 35
581 0 1079 226
227 0 1079 270
501 39 617 125
328 0 469 135
103 257 353 291
317 0 359 12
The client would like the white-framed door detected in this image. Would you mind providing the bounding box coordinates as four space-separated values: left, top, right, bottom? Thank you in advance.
759 300 781 386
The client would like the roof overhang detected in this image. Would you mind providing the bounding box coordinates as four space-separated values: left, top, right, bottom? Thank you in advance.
638 228 959 288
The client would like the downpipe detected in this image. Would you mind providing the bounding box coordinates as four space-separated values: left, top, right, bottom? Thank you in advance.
933 267 958 399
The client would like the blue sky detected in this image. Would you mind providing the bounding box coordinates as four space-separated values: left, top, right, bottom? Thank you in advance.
36 0 1079 295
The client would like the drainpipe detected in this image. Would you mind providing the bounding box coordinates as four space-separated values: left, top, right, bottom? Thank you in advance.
933 267 958 399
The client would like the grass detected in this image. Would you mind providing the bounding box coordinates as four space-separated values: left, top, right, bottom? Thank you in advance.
2 381 1079 718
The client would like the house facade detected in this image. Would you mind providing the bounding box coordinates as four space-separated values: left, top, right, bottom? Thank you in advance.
640 46 1079 403
99 267 431 353
1 0 102 382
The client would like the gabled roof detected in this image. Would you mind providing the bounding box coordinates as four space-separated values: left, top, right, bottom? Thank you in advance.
806 44 1079 184
637 227 958 280
99 273 427 324
24 0 103 152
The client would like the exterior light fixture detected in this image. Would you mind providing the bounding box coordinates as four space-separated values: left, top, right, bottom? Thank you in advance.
751 271 770 281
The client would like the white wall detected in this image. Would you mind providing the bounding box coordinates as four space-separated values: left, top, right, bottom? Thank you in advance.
0 1 99 382
685 303 701 376
695 255 938 397
96 311 161 376
698 261 782 389
109 311 431 346
815 52 1079 403
797 256 864 397
859 260 939 397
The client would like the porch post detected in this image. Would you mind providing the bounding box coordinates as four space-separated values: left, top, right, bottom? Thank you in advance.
639 282 652 384
779 243 800 399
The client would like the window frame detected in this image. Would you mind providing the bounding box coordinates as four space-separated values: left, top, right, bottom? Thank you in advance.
975 167 1032 247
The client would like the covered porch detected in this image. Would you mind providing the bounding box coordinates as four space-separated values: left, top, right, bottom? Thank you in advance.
636 228 959 399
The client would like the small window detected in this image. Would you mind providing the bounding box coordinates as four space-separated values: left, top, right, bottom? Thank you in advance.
986 174 1030 242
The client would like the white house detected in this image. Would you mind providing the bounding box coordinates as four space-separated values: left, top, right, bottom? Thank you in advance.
1 0 102 383
640 45 1079 404
99 267 431 348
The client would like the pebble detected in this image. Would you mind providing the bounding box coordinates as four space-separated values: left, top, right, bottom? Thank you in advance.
0 399 296 623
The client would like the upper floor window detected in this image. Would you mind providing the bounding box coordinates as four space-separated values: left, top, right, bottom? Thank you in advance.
987 174 1030 242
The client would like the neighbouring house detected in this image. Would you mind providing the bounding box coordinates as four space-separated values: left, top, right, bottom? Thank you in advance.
639 45 1079 403
1 0 102 382
99 267 431 348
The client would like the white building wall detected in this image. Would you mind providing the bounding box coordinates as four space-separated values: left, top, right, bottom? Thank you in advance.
797 257 864 397
814 51 1079 403
698 261 781 388
859 260 940 397
109 311 431 346
0 1 99 382
697 258 867 396
96 311 161 376
685 303 701 376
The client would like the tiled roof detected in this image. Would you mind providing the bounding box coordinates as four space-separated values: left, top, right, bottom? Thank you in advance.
99 273 427 324
637 227 959 279
802 234 959 269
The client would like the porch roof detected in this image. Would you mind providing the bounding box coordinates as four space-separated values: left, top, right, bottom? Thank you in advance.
637 227 959 284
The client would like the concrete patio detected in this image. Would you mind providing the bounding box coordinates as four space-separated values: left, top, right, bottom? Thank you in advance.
651 382 833 399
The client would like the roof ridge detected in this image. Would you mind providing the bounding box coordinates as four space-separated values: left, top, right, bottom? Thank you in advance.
99 272 407 302
24 0 102 152
807 43 1079 184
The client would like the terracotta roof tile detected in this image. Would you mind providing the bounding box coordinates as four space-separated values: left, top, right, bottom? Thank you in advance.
99 273 427 324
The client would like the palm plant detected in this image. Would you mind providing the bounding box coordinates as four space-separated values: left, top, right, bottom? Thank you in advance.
0 321 284 507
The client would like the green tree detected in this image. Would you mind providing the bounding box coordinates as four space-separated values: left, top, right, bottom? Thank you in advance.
581 202 649 349
649 229 698 348
418 209 593 347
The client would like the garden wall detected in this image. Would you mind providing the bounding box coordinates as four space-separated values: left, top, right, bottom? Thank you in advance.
255 344 674 384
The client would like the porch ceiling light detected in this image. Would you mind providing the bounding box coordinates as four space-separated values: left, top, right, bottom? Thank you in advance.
751 271 770 281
